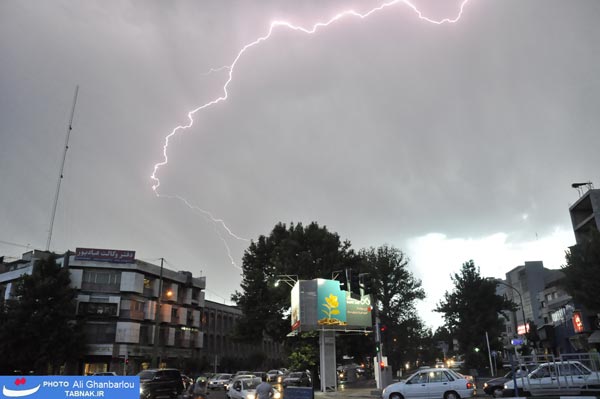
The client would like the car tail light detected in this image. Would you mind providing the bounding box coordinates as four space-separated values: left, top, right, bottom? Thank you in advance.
466 382 473 389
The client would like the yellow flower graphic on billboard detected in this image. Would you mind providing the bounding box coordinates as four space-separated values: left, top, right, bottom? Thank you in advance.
318 293 346 325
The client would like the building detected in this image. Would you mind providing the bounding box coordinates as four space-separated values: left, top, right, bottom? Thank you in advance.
0 248 206 375
569 187 600 245
498 261 548 340
202 299 285 371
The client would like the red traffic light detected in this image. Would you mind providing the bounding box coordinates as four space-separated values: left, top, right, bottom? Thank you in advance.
380 325 387 332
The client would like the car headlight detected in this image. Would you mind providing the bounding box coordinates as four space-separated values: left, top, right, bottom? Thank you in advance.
246 394 255 399
273 391 281 399
483 383 488 388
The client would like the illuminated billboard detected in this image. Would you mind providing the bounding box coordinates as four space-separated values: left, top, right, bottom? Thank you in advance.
290 278 372 332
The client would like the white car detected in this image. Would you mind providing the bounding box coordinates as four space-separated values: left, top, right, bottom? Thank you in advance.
382 368 475 399
208 373 233 390
503 361 600 396
228 377 281 399
225 374 256 394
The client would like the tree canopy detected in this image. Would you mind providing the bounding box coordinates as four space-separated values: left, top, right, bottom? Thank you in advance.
232 224 431 373
231 222 357 343
561 229 600 312
435 260 516 369
358 245 427 371
0 254 85 374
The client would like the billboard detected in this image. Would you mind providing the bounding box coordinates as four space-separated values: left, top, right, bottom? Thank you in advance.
291 278 372 332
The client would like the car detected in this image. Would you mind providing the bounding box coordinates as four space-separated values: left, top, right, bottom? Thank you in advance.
382 367 475 399
483 367 529 397
503 361 600 397
252 371 267 381
93 372 118 376
224 373 256 391
138 368 185 399
282 371 312 387
208 373 233 390
266 369 284 383
227 376 261 399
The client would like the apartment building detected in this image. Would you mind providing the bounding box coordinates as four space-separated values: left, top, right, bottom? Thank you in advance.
0 248 206 375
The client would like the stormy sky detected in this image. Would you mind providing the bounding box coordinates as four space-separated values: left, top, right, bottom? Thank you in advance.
1 0 599 328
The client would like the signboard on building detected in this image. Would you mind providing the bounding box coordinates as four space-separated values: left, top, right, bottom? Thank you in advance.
290 279 372 332
572 311 584 333
75 248 135 263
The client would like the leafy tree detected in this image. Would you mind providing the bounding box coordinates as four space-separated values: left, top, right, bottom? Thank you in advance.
435 260 516 370
561 229 600 312
358 245 426 373
231 222 356 344
0 254 85 374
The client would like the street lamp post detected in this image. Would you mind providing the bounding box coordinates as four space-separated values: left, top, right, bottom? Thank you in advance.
491 279 528 335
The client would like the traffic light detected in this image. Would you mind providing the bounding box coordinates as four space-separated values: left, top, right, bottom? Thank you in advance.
350 269 361 298
360 273 373 294
334 269 349 291
380 325 387 333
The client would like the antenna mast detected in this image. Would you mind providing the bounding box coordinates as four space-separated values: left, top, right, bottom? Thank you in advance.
46 85 79 251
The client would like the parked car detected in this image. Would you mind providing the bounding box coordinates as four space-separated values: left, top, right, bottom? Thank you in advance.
483 367 529 397
208 373 233 390
138 368 184 399
503 361 600 397
382 368 475 399
267 369 284 383
93 372 118 376
282 371 312 387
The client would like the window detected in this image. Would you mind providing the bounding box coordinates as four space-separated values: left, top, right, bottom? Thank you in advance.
83 323 116 343
409 372 428 384
429 371 450 383
78 302 118 316
82 270 121 292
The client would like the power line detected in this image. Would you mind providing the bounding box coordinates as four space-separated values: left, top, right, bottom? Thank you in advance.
0 239 31 250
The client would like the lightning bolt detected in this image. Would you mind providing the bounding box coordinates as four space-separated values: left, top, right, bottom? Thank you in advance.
150 0 471 268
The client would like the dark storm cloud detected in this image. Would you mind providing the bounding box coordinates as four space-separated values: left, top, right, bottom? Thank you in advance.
1 0 599 324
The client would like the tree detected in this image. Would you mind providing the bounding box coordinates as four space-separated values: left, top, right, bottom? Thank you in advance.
561 229 600 312
358 245 427 373
231 222 356 344
435 260 516 370
0 254 85 374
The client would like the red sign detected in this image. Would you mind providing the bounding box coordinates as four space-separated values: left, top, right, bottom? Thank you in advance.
572 312 584 333
75 247 135 263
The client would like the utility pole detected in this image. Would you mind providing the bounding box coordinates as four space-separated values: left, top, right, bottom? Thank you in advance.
46 85 79 251
152 258 165 368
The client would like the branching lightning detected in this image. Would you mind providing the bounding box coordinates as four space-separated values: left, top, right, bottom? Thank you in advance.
150 0 471 269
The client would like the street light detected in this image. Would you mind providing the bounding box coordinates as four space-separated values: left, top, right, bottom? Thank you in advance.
274 275 298 288
488 278 528 335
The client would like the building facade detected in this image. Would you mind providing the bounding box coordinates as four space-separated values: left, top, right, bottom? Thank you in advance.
0 248 206 375
201 299 285 372
569 188 600 245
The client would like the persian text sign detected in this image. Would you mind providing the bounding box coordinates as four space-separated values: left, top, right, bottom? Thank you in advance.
75 248 135 263
0 376 139 399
